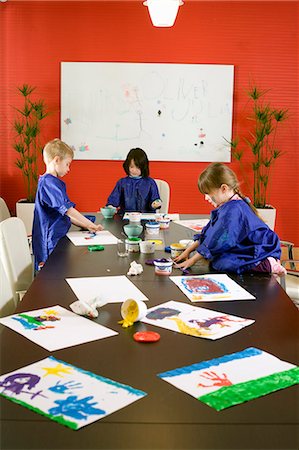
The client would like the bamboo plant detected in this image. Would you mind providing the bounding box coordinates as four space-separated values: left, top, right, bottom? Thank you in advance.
228 85 288 208
13 84 49 202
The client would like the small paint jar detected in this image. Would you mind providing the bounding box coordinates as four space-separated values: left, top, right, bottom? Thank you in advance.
179 239 194 249
146 239 164 250
128 212 142 223
145 222 160 235
170 243 185 258
125 237 141 253
153 259 173 276
121 298 147 323
157 217 171 229
139 240 155 254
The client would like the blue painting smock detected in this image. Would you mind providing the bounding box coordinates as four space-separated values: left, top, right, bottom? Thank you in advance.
32 174 75 270
107 176 160 214
194 200 281 274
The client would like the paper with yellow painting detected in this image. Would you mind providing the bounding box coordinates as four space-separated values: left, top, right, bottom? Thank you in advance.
141 301 254 340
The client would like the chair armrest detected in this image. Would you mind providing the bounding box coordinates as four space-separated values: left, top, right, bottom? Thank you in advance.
281 259 299 275
280 240 295 260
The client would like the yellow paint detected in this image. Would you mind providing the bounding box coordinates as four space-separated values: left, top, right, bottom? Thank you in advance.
169 317 215 337
42 363 73 377
44 309 59 316
191 293 232 301
119 299 139 328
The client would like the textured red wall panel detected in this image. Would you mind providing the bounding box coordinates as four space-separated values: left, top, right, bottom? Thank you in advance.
0 1 298 243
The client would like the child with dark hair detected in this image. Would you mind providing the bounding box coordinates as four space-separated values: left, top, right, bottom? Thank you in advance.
106 148 161 214
175 162 285 275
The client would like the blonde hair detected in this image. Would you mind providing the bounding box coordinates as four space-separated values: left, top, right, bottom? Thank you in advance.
43 138 74 161
198 163 259 216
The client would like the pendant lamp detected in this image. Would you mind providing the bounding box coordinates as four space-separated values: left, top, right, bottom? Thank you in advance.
143 0 184 27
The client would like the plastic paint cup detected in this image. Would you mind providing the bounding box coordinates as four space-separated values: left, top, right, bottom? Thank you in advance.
157 217 171 229
179 239 194 248
121 299 147 323
145 222 160 235
170 243 185 258
125 237 141 253
128 212 142 223
139 240 155 254
153 259 173 276
100 207 116 218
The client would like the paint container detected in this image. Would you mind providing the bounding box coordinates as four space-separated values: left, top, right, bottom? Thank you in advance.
170 243 185 258
145 222 160 235
128 212 142 223
179 239 194 249
123 223 143 238
153 259 173 276
146 239 164 250
125 237 141 253
121 298 147 323
139 240 155 254
157 217 171 229
100 207 116 218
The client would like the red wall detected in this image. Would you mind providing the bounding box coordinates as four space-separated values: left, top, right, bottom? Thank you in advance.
1 1 298 244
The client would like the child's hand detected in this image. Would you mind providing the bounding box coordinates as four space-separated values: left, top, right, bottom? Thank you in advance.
88 223 104 232
175 258 193 270
174 248 191 262
152 199 162 209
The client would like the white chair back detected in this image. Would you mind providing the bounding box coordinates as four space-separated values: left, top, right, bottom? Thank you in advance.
0 217 33 305
154 179 170 214
0 197 11 222
0 257 16 317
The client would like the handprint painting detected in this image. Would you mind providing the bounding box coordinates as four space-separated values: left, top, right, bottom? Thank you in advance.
158 348 299 411
0 356 146 429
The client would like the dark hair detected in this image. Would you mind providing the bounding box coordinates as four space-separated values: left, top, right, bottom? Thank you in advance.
198 162 259 216
123 148 149 177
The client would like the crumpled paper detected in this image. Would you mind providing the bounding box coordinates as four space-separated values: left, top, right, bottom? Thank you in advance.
69 296 107 318
127 261 143 276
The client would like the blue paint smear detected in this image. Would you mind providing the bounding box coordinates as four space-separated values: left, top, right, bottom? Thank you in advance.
47 356 146 397
158 348 262 378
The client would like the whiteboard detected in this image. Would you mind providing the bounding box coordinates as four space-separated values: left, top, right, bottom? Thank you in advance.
61 62 234 162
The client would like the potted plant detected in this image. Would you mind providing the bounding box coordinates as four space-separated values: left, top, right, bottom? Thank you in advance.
227 84 288 229
13 84 49 234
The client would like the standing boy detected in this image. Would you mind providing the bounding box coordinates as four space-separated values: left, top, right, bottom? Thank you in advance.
33 138 103 270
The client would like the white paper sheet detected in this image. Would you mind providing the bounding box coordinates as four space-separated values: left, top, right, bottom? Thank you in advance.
67 230 118 246
173 219 210 232
141 300 254 340
0 306 118 351
170 274 255 302
0 356 146 429
158 348 298 410
66 275 148 304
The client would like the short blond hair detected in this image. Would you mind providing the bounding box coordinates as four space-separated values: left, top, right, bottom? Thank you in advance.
43 138 74 161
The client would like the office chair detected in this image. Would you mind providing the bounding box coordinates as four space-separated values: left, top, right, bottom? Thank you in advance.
0 257 17 317
154 179 170 214
0 217 33 305
280 240 299 308
0 197 11 222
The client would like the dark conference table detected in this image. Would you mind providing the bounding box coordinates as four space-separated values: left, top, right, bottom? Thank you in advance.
1 215 298 450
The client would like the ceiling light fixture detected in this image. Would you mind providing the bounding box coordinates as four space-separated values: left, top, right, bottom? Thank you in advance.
143 0 184 28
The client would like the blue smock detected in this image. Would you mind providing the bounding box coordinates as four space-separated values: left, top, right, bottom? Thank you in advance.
194 200 281 274
32 174 75 270
107 176 160 214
